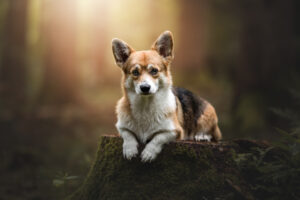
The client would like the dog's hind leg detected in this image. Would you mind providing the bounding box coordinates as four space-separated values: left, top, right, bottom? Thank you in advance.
195 132 212 142
195 104 222 142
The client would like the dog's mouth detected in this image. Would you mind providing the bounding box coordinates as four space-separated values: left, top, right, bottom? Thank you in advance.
140 91 153 96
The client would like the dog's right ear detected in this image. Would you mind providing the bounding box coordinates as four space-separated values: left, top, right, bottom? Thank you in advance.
112 38 134 67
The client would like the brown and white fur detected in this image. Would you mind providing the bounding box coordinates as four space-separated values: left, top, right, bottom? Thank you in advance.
112 31 222 162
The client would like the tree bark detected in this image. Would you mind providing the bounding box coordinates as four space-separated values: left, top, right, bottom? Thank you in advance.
66 135 298 200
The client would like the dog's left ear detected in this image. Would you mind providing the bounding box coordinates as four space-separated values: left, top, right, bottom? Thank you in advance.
152 31 174 62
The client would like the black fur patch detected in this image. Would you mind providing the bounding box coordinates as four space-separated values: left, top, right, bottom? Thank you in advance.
172 87 207 136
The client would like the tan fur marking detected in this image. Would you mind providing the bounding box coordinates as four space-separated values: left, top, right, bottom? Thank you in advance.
123 50 167 73
121 74 130 97
175 97 184 129
197 104 222 141
172 113 184 140
116 97 131 120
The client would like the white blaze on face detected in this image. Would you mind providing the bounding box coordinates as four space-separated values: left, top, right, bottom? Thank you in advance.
135 73 158 95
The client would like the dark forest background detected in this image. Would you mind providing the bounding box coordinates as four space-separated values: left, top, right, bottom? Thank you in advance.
0 0 299 199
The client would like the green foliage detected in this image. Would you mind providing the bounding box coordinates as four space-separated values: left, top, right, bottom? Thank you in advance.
271 89 300 155
271 89 300 135
233 144 300 200
232 90 300 199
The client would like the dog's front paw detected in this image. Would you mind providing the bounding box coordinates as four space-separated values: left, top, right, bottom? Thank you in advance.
141 144 160 162
141 149 157 162
123 145 138 160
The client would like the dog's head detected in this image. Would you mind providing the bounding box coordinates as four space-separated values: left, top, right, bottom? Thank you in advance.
112 31 174 96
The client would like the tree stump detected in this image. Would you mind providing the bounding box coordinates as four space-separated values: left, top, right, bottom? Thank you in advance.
67 135 296 200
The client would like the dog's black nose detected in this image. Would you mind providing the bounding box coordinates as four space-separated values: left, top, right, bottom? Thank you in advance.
140 84 151 94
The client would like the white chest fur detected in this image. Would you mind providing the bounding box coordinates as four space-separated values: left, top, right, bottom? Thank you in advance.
116 88 177 143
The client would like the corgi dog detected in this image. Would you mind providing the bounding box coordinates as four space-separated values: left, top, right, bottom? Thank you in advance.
112 31 222 162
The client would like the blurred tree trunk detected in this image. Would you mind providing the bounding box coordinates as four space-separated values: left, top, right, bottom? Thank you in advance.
232 0 295 130
80 0 108 87
39 0 78 105
90 1 107 85
176 0 208 70
236 0 295 97
0 0 28 117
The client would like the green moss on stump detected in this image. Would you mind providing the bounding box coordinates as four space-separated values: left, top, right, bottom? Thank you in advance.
67 136 291 200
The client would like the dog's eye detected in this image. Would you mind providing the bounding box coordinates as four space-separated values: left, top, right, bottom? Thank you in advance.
132 69 139 76
150 68 158 75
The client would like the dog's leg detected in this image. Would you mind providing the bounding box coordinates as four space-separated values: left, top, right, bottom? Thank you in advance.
195 103 221 142
119 129 139 160
141 131 176 162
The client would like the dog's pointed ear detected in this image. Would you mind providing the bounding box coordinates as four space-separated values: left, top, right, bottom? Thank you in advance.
112 38 134 67
152 31 174 62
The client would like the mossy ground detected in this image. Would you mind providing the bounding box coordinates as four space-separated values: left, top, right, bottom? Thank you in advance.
67 136 299 200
